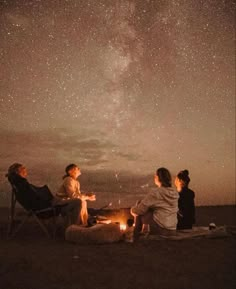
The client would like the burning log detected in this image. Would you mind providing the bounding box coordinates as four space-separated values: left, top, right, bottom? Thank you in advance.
88 207 133 226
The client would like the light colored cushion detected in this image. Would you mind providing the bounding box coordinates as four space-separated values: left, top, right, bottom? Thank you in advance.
65 223 122 244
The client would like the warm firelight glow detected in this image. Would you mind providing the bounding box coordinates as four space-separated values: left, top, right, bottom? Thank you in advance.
120 224 127 231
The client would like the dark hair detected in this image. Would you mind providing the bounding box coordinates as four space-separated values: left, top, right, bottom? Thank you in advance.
63 163 77 179
127 218 134 227
177 170 190 187
156 167 172 187
6 163 23 184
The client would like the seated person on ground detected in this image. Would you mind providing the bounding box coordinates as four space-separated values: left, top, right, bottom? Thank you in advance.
131 167 179 238
57 164 96 226
175 169 195 230
6 163 82 224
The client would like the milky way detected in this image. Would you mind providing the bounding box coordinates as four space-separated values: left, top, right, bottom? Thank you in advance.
0 0 235 206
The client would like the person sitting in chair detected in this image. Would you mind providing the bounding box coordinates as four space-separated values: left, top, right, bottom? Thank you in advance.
6 163 82 225
57 164 96 226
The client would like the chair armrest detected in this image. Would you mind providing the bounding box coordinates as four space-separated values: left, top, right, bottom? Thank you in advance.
33 207 57 217
34 207 54 213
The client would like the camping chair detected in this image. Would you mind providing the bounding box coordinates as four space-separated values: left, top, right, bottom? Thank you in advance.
7 184 60 239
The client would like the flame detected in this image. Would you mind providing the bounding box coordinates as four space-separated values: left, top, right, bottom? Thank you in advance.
120 224 127 231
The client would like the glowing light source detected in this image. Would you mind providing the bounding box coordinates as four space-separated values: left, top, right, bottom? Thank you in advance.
120 224 127 231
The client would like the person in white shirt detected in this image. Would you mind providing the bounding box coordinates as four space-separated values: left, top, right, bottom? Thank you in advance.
131 167 179 239
57 164 96 225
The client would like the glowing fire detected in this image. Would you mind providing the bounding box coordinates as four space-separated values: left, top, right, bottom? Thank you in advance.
120 224 127 231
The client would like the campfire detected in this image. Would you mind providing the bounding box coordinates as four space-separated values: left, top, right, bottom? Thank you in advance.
97 218 127 231
119 224 127 231
88 206 134 232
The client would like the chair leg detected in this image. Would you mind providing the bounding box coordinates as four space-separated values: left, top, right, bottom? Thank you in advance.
10 214 31 238
51 215 57 239
53 214 68 238
32 214 51 238
7 215 14 237
7 192 17 237
10 213 53 239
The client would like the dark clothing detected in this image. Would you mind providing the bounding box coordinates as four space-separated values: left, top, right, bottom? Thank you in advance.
177 187 195 230
52 198 82 224
9 174 81 224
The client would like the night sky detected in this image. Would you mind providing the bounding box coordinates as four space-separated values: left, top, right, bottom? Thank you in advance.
0 0 235 207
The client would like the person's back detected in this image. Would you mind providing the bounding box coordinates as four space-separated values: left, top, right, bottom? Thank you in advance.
131 167 179 237
132 186 179 230
151 187 179 230
175 170 195 230
177 187 195 229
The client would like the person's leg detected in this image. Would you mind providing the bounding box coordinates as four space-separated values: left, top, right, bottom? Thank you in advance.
141 211 154 225
133 215 143 239
133 211 153 239
57 199 82 225
134 210 176 237
80 200 88 225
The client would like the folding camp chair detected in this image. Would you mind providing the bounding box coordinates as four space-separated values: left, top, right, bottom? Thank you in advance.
7 184 59 238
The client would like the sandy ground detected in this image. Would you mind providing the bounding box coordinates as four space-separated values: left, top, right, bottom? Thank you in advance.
0 206 235 289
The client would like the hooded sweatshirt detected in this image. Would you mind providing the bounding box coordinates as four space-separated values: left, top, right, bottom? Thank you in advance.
131 187 179 230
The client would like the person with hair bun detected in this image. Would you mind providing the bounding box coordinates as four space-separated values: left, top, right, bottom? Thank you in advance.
57 164 96 226
175 170 195 229
131 167 179 238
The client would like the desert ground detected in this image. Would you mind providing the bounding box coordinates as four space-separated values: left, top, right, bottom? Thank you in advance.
0 205 235 289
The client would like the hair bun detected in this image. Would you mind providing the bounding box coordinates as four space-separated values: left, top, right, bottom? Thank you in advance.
183 170 189 176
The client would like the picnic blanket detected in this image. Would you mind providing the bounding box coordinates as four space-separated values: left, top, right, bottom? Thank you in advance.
140 225 236 241
65 224 236 244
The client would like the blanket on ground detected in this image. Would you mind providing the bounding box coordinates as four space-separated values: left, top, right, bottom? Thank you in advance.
140 226 236 241
65 224 236 244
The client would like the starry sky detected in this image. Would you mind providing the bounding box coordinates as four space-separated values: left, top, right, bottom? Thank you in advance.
0 0 235 207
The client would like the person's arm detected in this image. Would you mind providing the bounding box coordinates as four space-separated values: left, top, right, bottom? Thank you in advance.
131 201 148 216
131 191 156 216
80 192 96 201
83 195 96 201
177 193 184 218
80 194 89 201
30 184 45 191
